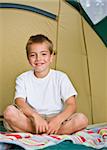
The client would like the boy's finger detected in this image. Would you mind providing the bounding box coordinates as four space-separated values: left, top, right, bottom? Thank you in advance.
42 126 46 133
46 129 51 134
36 126 39 134
45 124 48 131
54 130 58 134
39 126 42 133
47 129 54 135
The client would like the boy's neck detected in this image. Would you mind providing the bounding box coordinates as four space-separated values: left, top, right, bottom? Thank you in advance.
34 69 50 78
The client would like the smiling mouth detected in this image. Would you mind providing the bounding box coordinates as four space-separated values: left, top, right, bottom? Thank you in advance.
35 63 44 66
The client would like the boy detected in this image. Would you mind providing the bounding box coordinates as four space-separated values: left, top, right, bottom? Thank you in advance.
4 34 88 134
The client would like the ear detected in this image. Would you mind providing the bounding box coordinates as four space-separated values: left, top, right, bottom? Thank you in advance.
50 53 54 63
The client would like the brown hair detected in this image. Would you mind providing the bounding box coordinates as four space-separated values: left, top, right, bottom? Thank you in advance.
26 34 54 57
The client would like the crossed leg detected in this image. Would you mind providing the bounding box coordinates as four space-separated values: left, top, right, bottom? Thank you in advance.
46 113 88 135
3 105 88 134
3 105 35 133
57 113 88 134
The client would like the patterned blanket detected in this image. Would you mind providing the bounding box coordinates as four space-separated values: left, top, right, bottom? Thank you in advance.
0 127 107 150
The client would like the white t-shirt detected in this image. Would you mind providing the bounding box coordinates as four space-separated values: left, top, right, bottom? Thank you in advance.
14 69 77 115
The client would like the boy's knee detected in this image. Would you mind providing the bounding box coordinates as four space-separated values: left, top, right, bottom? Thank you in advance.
3 105 16 120
78 113 88 126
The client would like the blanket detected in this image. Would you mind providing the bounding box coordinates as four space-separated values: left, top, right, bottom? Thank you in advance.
0 127 107 150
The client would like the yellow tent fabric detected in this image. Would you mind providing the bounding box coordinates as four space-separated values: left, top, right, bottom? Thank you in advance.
0 0 107 124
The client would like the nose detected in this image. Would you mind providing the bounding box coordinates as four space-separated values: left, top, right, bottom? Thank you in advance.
36 54 41 61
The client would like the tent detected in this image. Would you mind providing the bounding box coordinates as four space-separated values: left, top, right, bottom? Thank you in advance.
0 0 107 125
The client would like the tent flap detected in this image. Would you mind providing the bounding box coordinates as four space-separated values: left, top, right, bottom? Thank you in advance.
66 0 107 47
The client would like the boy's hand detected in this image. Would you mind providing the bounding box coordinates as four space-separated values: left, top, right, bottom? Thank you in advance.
47 117 62 134
32 114 48 134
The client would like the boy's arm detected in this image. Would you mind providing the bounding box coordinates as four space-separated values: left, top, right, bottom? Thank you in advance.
15 98 38 118
56 96 77 123
47 96 76 134
15 98 48 133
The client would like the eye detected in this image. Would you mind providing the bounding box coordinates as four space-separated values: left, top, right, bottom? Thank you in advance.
29 54 35 57
42 53 47 56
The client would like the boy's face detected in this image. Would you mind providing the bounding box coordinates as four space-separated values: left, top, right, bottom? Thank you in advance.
28 42 53 76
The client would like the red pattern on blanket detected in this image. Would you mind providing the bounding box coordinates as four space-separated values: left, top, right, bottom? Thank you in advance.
0 127 107 150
